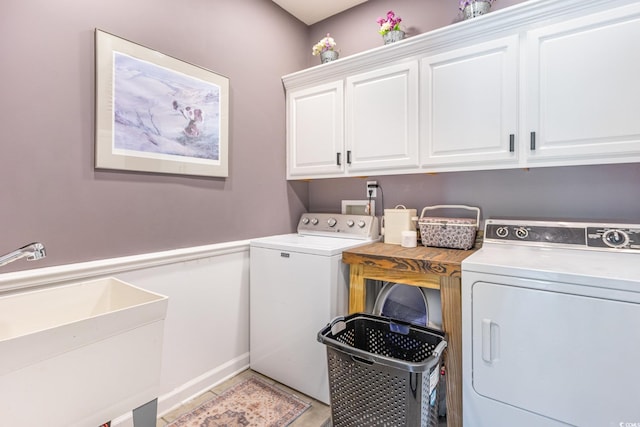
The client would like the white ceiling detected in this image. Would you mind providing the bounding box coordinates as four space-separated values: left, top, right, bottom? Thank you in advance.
272 0 369 25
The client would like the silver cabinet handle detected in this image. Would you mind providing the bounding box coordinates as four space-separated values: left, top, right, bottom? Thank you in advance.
530 131 536 150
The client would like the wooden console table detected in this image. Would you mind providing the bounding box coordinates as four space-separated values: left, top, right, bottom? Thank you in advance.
342 242 478 427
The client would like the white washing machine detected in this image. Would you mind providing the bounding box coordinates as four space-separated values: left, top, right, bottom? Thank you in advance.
249 213 379 404
462 219 640 426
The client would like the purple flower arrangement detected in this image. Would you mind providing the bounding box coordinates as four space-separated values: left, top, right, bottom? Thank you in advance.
376 10 402 36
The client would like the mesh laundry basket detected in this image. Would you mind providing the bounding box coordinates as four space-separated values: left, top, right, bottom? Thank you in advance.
317 313 447 427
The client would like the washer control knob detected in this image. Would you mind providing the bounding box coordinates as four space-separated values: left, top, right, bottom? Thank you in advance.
310 218 319 225
603 229 629 248
515 227 529 239
496 226 509 238
357 220 367 228
301 217 310 225
327 217 337 227
346 220 355 227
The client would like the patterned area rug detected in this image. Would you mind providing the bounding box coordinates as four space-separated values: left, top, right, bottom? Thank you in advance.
167 377 310 427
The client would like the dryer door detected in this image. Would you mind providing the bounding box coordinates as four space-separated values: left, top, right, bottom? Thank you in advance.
373 283 429 326
471 279 640 426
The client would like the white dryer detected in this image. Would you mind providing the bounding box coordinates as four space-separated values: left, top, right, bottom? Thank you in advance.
462 219 640 426
249 213 378 404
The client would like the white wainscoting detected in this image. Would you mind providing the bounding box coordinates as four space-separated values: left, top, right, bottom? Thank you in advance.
0 240 251 426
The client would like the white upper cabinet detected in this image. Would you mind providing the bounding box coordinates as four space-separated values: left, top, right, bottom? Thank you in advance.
286 63 419 179
286 81 344 179
420 35 519 170
282 0 640 180
346 62 420 173
524 2 640 166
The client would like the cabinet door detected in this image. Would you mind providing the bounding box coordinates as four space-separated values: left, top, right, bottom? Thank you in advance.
287 81 344 179
525 3 640 165
345 62 419 173
420 35 519 169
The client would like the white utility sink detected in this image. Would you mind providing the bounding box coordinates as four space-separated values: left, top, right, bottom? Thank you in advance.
0 277 168 427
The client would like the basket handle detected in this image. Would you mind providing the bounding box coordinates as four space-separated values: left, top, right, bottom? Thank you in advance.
351 355 375 365
317 316 347 344
327 316 347 336
432 340 448 360
419 205 480 225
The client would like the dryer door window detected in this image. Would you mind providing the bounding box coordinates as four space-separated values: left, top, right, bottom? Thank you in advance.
373 283 429 326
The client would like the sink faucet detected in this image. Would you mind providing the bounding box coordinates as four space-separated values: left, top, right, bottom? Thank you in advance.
0 242 47 267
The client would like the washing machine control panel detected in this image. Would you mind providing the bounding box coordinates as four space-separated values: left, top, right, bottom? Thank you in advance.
298 213 379 240
484 219 640 252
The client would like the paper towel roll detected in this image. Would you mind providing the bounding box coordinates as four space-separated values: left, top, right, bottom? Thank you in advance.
401 230 417 248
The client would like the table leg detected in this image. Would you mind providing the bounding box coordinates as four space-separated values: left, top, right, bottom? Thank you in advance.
348 264 365 314
440 276 462 427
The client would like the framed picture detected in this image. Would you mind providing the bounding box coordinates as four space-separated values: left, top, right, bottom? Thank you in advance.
94 29 229 178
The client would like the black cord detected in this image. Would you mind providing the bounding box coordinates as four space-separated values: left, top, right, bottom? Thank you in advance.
367 183 384 216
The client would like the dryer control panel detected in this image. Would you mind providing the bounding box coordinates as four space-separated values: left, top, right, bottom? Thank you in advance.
485 219 640 252
587 227 640 250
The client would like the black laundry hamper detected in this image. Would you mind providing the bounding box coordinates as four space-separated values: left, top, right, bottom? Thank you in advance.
318 313 447 427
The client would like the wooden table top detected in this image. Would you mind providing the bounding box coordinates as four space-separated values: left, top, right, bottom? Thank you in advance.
342 241 479 277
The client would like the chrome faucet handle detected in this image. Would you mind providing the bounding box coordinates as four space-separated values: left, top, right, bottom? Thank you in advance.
0 242 47 267
24 242 46 260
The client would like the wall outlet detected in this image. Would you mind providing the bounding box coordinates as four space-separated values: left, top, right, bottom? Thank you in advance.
366 180 377 198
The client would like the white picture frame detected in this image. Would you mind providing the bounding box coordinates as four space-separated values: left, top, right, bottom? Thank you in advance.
94 29 229 178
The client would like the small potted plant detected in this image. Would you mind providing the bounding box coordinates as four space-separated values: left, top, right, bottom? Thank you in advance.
459 0 496 20
377 10 404 45
312 33 338 64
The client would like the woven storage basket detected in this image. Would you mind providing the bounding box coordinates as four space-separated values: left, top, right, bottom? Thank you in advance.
418 205 480 250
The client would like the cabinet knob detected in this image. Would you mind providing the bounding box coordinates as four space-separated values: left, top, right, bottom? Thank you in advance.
509 134 515 152
336 152 341 166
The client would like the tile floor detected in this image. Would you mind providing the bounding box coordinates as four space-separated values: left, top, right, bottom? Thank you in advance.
157 368 447 426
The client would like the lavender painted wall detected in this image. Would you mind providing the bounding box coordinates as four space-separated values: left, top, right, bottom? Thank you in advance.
308 165 640 223
306 0 640 223
1 0 310 272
